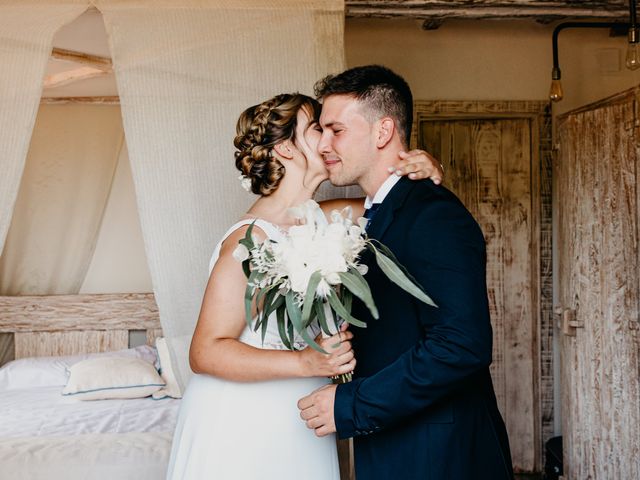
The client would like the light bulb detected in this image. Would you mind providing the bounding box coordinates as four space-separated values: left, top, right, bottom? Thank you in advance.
549 79 563 102
627 42 640 70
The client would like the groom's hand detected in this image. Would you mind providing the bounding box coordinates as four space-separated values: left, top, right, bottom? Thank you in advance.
297 384 337 437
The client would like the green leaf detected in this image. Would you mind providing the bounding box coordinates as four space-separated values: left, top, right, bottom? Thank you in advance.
241 259 251 278
265 292 285 319
342 287 352 315
315 300 333 336
286 292 326 353
301 271 322 327
276 306 292 350
287 313 295 350
239 221 256 250
327 291 367 328
339 270 379 319
368 242 437 308
244 269 260 329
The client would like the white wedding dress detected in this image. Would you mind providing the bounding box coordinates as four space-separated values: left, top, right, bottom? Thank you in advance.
166 219 340 480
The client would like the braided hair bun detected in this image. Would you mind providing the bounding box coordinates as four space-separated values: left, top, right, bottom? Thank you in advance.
234 93 320 195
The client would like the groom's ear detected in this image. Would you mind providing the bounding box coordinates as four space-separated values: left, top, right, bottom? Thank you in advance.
273 141 295 160
375 117 395 149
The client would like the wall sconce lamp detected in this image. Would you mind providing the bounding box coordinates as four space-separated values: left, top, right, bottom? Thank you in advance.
549 0 636 102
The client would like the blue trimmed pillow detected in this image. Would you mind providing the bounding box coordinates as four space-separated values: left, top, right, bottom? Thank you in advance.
62 356 165 401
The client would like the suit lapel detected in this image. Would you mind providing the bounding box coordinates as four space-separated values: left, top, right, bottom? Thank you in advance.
366 177 415 242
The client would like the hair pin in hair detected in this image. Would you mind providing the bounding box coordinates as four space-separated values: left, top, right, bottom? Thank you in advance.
238 174 252 192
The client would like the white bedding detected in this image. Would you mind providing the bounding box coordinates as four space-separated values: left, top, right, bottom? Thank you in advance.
0 432 173 480
0 386 179 437
0 385 180 479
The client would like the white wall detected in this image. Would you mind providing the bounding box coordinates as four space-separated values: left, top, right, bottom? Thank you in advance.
79 139 152 294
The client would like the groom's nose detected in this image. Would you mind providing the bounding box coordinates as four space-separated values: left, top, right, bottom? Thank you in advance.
318 131 332 155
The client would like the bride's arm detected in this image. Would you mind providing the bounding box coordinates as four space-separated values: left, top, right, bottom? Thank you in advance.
189 226 355 382
318 149 444 217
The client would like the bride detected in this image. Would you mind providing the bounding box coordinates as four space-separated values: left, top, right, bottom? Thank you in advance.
166 93 443 479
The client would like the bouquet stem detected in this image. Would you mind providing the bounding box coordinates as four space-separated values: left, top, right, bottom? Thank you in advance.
322 302 352 383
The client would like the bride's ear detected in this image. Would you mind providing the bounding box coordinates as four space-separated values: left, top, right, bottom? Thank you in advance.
273 141 294 160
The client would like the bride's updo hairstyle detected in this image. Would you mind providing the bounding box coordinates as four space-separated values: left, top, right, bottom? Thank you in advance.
234 93 321 196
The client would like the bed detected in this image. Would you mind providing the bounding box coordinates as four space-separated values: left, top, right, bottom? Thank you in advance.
0 293 180 480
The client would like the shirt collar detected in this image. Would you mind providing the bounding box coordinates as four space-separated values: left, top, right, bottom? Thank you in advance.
364 174 402 210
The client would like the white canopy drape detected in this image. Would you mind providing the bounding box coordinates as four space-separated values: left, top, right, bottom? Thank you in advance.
0 0 89 261
94 0 345 390
0 0 345 390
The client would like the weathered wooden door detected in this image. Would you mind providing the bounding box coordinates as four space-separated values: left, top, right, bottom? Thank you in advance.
556 88 640 479
415 101 553 474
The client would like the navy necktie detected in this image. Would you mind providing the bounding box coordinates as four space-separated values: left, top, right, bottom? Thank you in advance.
363 203 381 231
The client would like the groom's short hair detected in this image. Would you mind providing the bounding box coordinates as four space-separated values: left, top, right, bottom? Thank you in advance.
314 65 413 147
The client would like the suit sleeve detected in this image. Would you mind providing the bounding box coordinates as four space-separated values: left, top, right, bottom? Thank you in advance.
334 197 493 438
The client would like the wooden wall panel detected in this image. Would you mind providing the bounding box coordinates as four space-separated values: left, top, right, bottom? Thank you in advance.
557 89 640 479
14 330 129 358
0 293 161 361
421 117 535 472
415 100 551 473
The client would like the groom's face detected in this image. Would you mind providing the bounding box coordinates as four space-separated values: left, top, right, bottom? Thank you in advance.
317 95 377 187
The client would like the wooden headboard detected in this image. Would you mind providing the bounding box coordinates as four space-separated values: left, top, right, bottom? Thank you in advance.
0 293 162 360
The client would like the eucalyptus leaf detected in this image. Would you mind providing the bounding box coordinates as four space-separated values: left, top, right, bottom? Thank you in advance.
239 221 256 251
301 271 322 327
369 244 437 308
286 292 326 353
276 306 292 350
339 270 379 319
244 269 260 329
315 300 332 336
342 287 353 315
327 292 367 328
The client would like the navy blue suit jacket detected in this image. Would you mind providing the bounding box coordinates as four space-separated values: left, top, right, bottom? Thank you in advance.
334 177 514 479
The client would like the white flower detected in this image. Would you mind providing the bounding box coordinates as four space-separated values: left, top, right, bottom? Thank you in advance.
316 278 332 298
356 264 368 276
232 244 249 262
239 175 252 192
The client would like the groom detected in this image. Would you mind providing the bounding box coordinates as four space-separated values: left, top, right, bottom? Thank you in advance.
298 65 514 479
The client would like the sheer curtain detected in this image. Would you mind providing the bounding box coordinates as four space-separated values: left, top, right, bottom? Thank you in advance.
0 0 89 265
0 0 91 364
96 0 345 390
0 104 123 295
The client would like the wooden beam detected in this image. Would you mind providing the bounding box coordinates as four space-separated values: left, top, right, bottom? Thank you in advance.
40 96 120 105
44 66 109 89
50 47 112 72
0 293 158 332
346 1 628 21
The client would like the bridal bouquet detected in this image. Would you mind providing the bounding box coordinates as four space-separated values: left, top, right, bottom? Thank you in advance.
233 200 436 379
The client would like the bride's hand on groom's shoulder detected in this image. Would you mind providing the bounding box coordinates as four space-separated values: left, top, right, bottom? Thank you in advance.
392 149 444 184
298 329 356 378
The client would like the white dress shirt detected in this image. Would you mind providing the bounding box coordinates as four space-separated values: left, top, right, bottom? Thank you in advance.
364 173 402 210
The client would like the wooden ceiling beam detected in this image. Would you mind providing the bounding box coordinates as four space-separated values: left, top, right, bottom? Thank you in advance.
345 1 628 22
40 96 120 105
44 66 109 89
50 47 112 72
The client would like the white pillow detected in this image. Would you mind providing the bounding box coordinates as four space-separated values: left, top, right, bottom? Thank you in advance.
62 356 165 401
0 345 158 391
152 337 182 399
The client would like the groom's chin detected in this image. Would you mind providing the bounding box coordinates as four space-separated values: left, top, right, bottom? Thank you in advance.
327 173 350 187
